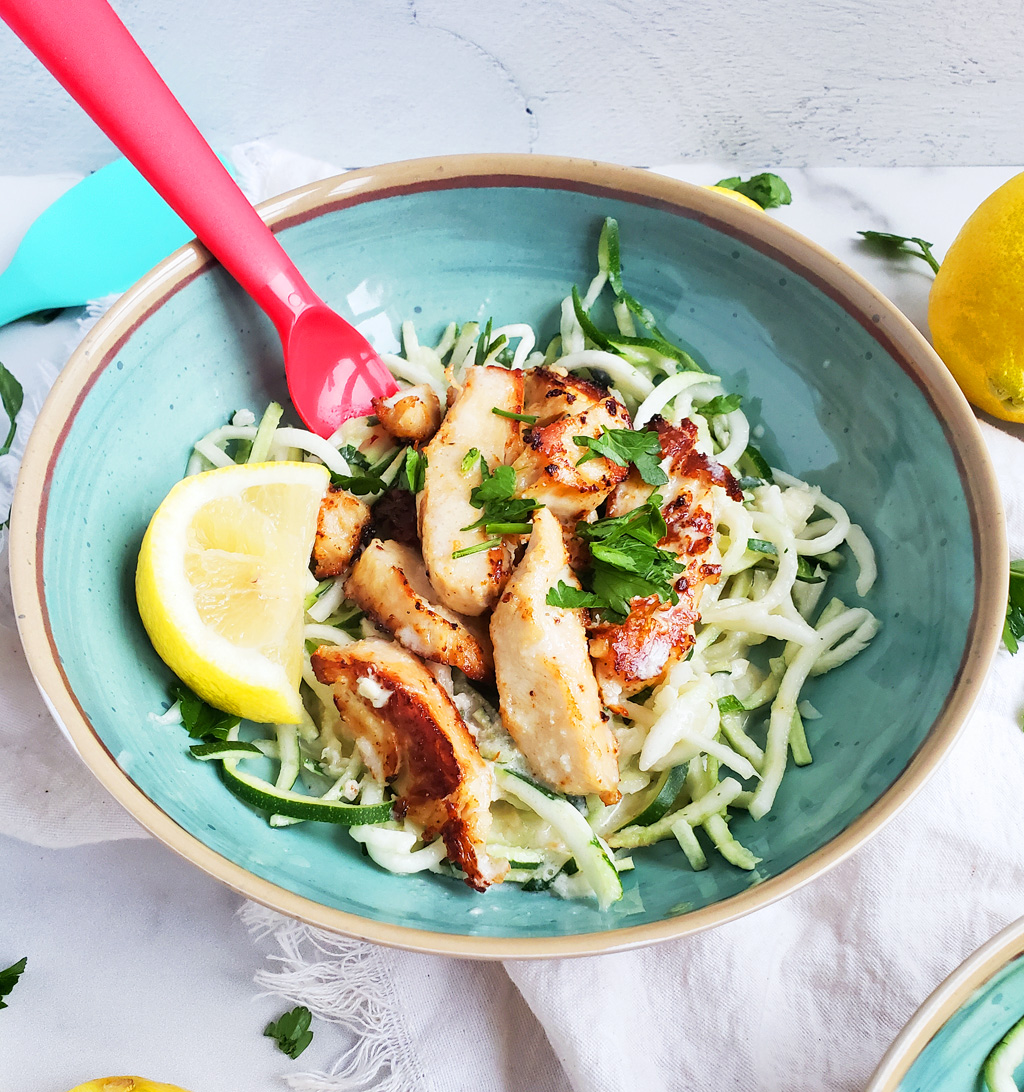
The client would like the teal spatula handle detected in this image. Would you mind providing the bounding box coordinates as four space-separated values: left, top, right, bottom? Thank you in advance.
0 0 318 342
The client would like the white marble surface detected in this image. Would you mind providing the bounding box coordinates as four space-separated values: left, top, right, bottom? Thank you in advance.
3 1 1024 172
1 163 1022 1091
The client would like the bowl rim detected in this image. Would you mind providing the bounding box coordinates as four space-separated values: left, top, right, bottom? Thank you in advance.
865 914 1024 1090
9 152 1008 959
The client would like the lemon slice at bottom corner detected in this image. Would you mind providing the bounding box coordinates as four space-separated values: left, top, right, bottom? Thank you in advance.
136 461 329 724
67 1080 193 1092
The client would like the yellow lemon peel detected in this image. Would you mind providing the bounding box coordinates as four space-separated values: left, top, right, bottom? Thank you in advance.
67 1080 194 1092
705 185 764 211
929 171 1024 422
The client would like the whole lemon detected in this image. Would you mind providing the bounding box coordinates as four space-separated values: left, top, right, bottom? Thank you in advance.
705 185 764 211
67 1079 192 1092
929 171 1024 422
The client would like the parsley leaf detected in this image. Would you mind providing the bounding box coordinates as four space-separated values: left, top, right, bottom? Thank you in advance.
331 448 403 496
546 493 685 621
403 448 427 493
747 538 823 583
714 173 793 210
171 682 240 742
695 393 743 419
573 427 668 486
546 581 606 610
717 695 746 714
460 448 481 474
458 458 542 540
337 445 372 472
1005 560 1024 655
857 230 940 275
0 360 24 459
264 1005 314 1059
0 957 27 1011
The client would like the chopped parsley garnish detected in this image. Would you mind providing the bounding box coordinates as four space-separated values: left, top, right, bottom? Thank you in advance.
402 448 427 493
459 458 542 538
474 318 508 366
573 427 668 486
714 172 793 210
452 537 502 559
747 538 823 583
856 230 940 275
546 581 606 610
695 393 743 419
492 408 538 424
460 448 481 474
0 957 27 1011
546 493 685 620
332 448 402 496
337 445 372 471
1005 560 1024 655
171 682 240 741
717 695 746 714
264 1005 314 1059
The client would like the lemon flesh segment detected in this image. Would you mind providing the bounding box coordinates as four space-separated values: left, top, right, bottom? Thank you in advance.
928 169 1024 423
705 185 764 212
67 1080 194 1092
136 461 330 724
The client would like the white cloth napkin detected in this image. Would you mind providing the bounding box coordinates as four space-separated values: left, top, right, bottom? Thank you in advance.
4 147 1024 1091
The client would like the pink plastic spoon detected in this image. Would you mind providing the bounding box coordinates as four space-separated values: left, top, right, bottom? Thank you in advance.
0 0 399 436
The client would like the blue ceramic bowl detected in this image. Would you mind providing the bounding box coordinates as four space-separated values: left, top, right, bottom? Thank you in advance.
10 155 1005 957
868 917 1024 1091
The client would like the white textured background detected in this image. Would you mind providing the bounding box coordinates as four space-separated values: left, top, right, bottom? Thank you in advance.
2 0 1024 172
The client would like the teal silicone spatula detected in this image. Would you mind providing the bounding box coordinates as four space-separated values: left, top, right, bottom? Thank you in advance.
0 155 215 328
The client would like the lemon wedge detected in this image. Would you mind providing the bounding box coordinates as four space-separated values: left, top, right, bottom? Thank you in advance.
136 461 329 723
67 1080 193 1092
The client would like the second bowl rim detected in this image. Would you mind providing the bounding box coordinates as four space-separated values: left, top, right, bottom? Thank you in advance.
866 914 1024 1091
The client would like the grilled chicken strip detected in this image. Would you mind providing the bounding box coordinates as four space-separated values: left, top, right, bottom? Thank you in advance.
311 485 372 579
513 369 631 528
417 365 524 616
311 639 505 890
490 507 620 803
591 417 741 712
372 383 443 444
346 538 493 680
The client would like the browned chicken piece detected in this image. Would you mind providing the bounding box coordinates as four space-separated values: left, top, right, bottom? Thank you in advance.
417 365 524 617
372 383 443 444
346 538 493 680
591 417 742 712
311 638 506 890
490 507 620 803
311 485 372 579
513 369 631 528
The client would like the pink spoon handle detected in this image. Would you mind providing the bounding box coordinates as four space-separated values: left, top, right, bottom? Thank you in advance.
0 0 317 341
